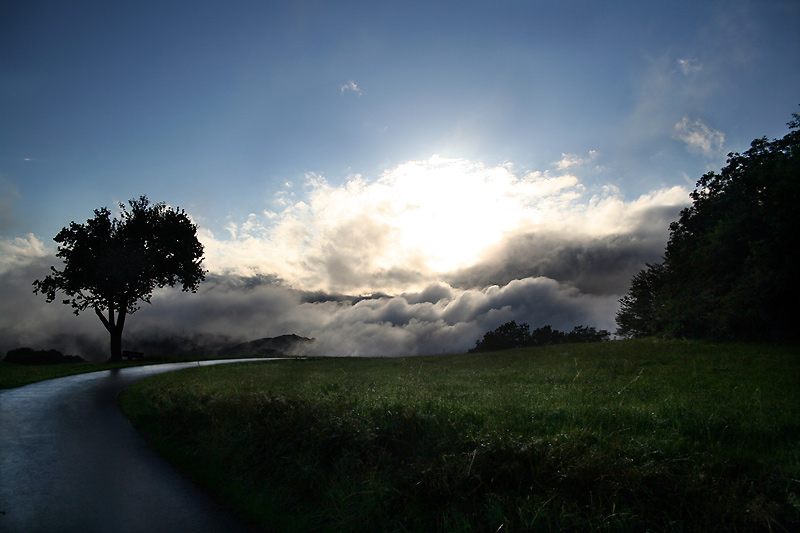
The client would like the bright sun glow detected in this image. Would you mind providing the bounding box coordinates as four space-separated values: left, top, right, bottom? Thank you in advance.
377 157 537 271
292 155 585 276
199 155 689 294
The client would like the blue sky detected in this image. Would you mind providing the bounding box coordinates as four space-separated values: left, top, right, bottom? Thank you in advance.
1 0 798 357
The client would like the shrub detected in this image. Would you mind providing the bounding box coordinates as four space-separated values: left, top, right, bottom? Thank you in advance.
4 347 85 365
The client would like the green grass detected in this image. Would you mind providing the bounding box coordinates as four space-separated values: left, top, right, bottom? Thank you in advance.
0 354 275 389
0 360 156 389
120 339 799 531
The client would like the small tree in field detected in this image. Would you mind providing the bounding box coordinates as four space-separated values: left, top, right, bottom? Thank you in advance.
33 196 206 361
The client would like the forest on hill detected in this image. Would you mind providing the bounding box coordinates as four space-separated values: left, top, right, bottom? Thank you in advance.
616 113 799 341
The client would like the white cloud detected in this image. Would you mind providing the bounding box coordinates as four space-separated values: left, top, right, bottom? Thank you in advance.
124 276 619 357
0 234 49 276
303 277 618 356
201 156 572 290
677 58 702 75
199 156 690 296
673 116 725 157
0 157 692 359
1 155 689 303
555 150 598 170
340 80 363 96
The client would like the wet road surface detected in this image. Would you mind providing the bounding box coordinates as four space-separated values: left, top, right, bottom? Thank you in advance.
0 359 279 532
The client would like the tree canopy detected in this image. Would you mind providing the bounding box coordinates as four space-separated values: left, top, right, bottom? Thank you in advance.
471 321 610 352
616 113 800 341
33 196 206 360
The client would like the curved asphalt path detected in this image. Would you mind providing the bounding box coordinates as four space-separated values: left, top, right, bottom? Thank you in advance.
0 359 279 533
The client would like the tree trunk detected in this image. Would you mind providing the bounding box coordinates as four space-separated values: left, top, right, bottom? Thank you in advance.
96 304 127 362
109 325 123 362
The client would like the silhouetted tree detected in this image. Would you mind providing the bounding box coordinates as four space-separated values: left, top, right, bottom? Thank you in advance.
529 325 564 346
566 325 611 343
616 112 800 340
472 322 609 352
615 262 668 338
33 196 206 361
471 321 531 352
4 347 85 365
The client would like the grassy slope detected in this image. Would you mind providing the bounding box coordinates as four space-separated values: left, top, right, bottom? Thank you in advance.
0 360 156 389
0 354 273 389
121 339 798 531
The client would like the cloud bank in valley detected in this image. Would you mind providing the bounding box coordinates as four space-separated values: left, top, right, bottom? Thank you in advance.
0 156 689 359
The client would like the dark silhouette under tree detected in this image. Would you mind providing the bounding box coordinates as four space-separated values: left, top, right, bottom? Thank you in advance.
616 112 800 341
33 196 206 361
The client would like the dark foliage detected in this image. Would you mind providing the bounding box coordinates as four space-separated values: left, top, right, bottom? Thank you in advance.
33 196 206 361
471 321 532 352
529 324 565 346
617 113 800 341
615 262 668 338
563 325 612 344
471 321 610 352
4 347 85 365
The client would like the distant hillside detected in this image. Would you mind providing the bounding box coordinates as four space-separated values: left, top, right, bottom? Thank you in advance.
219 334 314 357
126 333 315 359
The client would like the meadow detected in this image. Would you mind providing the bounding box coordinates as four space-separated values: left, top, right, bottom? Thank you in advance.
0 360 150 389
0 353 270 389
117 338 800 531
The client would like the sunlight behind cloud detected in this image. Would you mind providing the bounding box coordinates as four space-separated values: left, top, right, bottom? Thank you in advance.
0 157 691 359
375 156 545 272
200 156 690 295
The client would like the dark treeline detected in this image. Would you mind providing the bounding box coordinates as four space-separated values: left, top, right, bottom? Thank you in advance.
471 321 610 352
4 348 85 365
616 112 799 341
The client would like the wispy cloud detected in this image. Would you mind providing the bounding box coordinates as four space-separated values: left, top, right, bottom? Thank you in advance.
677 58 702 75
555 150 598 170
673 116 725 157
340 80 363 96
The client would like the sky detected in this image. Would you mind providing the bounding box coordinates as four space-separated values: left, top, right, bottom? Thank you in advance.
1 0 798 359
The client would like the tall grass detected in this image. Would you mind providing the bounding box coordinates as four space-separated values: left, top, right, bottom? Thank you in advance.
120 339 800 531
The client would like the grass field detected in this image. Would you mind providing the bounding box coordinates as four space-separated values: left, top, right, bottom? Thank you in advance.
118 339 798 531
0 360 154 389
0 354 273 389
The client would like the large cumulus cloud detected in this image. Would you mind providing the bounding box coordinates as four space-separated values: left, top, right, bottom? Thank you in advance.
200 156 688 295
0 156 690 359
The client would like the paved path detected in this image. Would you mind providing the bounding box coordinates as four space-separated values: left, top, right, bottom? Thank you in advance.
0 359 279 533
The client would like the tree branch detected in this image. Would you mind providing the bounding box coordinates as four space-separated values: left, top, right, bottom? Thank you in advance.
94 306 111 331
